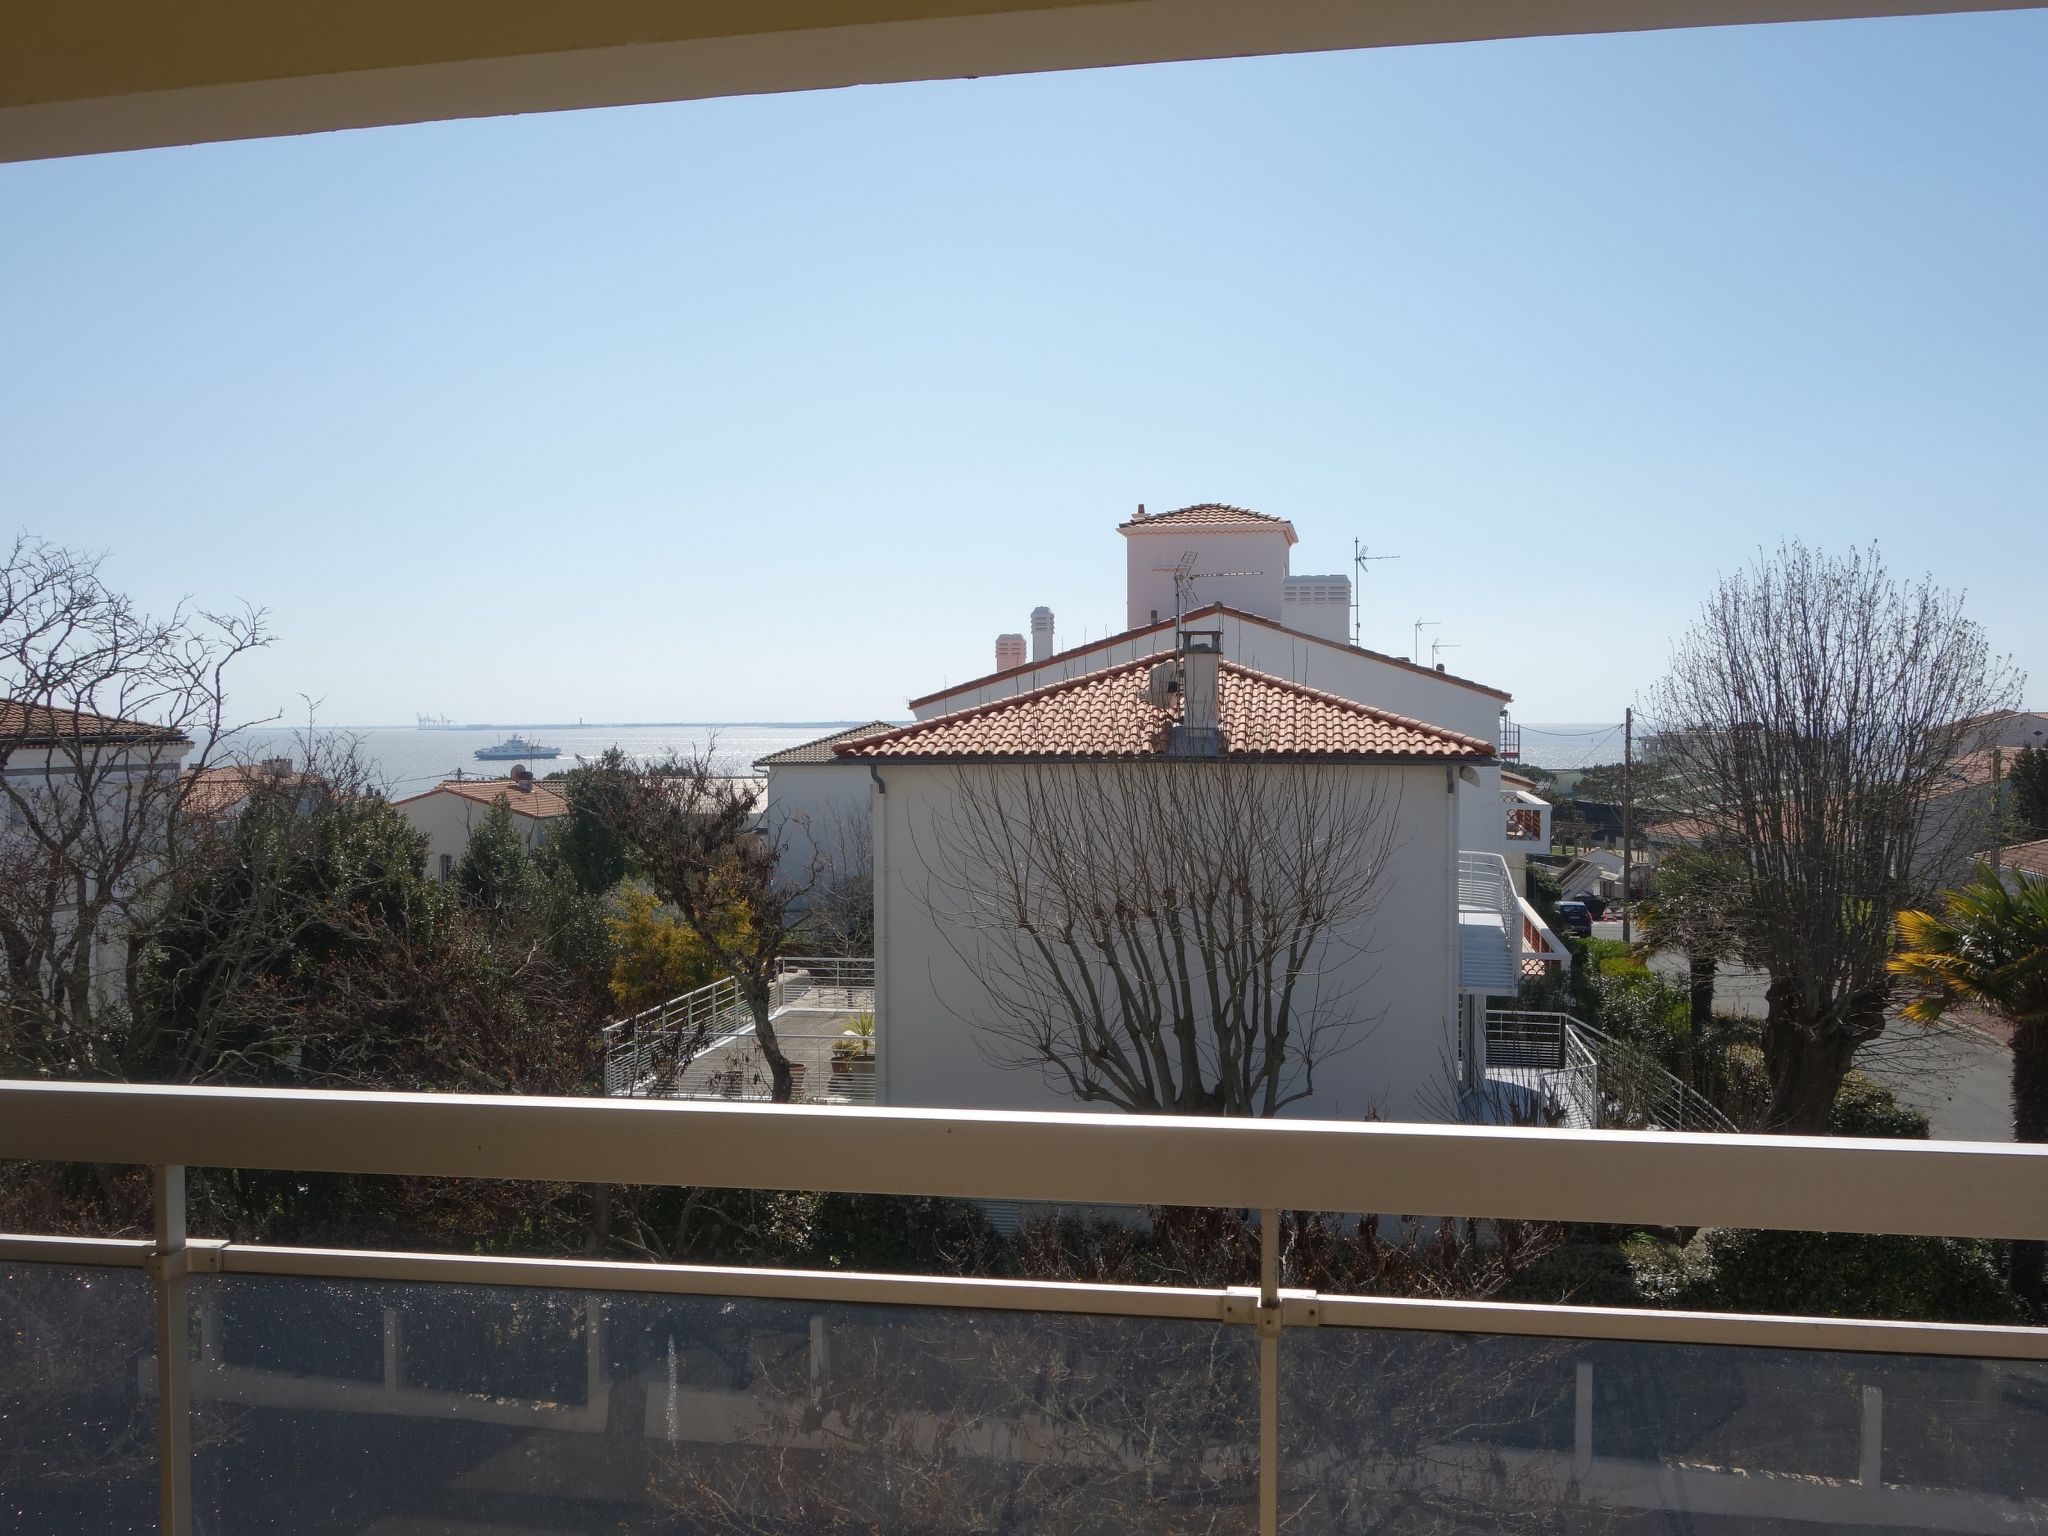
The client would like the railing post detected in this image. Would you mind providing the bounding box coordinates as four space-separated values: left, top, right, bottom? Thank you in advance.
1859 1385 1883 1487
152 1164 193 1536
1573 1359 1594 1482
1258 1206 1279 1536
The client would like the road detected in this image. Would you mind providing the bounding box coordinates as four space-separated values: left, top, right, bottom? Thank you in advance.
1590 919 2012 1142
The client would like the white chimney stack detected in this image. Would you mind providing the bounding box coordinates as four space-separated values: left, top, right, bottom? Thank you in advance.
1170 630 1225 755
995 632 1026 671
1030 606 1055 663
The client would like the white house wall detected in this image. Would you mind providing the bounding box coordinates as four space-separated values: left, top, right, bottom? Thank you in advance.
1124 529 1292 630
394 791 555 880
869 759 1460 1125
762 761 873 891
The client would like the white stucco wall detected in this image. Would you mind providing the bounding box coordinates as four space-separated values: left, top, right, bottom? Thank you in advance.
762 760 873 888
1123 529 1292 630
393 788 557 879
868 759 1461 1125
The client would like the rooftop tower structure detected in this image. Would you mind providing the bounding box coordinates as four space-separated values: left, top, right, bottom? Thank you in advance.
1120 503 1296 630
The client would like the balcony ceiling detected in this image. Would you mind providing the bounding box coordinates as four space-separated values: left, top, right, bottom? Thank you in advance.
5 0 2044 163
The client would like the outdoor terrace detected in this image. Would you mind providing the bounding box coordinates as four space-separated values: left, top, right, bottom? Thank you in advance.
3 1081 2045 1534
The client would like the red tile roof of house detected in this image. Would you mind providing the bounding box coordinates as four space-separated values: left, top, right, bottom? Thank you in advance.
2001 839 2048 878
183 763 315 818
1 699 190 747
753 720 900 768
906 603 1512 711
1118 502 1298 545
844 654 1494 763
392 777 570 818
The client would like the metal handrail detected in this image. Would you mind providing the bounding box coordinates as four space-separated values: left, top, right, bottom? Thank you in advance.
1486 1009 1737 1134
601 955 876 1097
0 1080 2038 1240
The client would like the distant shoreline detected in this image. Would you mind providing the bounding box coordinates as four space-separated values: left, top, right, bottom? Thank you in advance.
331 721 876 733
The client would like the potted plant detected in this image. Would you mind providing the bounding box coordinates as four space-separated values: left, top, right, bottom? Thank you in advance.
830 1011 876 1093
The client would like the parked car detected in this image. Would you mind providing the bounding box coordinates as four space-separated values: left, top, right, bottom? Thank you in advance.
1554 900 1593 937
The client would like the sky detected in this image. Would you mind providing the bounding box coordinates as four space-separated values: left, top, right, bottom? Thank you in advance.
2 12 2043 727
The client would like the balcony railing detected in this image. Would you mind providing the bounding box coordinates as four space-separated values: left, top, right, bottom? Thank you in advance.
1457 850 1520 991
602 955 876 1096
2 1081 2046 1536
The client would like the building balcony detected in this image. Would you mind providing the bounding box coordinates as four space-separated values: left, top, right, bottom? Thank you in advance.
3 1081 2043 1535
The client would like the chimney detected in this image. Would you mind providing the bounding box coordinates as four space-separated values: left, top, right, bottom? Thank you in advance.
1169 629 1224 756
261 757 292 776
1030 606 1055 663
995 632 1026 671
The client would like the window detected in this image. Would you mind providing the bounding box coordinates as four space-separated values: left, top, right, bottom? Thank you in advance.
438 853 452 879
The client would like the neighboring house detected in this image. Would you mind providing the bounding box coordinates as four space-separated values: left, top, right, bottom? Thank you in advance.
808 502 1562 1123
182 758 315 820
1501 769 1552 885
1956 709 2048 754
1917 746 2028 891
0 699 195 1008
391 774 568 880
840 640 1496 1122
754 721 897 890
1996 838 2048 882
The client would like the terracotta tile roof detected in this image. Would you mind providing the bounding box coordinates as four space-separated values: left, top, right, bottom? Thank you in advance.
907 603 1512 711
1119 502 1299 545
753 721 900 768
0 699 190 747
182 763 314 818
1941 748 2014 792
844 654 1493 763
2001 839 2048 878
393 777 570 818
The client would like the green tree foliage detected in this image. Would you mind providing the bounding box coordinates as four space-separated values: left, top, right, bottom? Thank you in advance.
542 767 630 895
606 884 724 1014
1892 865 2048 1308
453 796 541 914
2010 745 2048 842
1634 1227 2019 1325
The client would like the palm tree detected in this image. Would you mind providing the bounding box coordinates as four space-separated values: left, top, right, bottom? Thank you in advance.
1891 866 2048 1309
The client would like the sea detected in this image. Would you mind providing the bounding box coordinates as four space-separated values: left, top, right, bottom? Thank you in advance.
1514 724 1629 773
214 718 1630 792
216 723 870 796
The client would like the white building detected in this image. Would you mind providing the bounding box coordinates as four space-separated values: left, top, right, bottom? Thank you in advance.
391 775 568 880
840 641 1493 1122
752 721 897 890
802 502 1562 1122
1 700 195 1009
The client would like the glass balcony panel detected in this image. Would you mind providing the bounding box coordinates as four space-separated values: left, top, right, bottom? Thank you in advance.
1282 1328 2048 1533
189 1275 1258 1533
0 1262 156 1534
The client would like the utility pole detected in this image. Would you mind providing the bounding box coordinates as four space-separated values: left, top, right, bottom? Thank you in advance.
1992 747 2004 872
1622 707 1634 944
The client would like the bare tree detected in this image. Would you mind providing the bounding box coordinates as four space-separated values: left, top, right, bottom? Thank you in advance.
1645 542 2021 1133
596 749 821 1102
914 759 1401 1117
0 537 267 1075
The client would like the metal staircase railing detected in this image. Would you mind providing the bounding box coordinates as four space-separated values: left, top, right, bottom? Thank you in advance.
1486 1009 1736 1134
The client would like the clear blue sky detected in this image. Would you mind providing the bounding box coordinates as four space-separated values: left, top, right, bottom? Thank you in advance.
3 13 2042 726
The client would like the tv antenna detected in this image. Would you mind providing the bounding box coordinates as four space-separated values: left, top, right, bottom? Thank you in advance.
1153 549 1263 646
1350 538 1399 647
1411 619 1439 664
1431 638 1461 670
